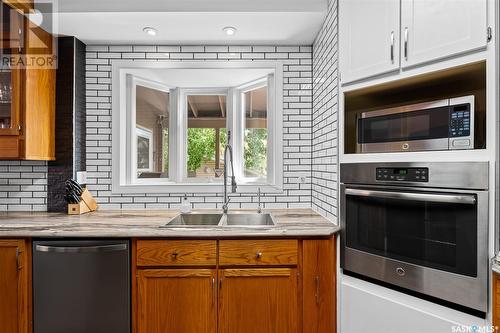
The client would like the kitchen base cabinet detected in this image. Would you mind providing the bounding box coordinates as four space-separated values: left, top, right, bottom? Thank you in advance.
493 272 500 332
218 268 298 333
137 269 217 333
0 239 30 333
133 237 337 333
303 238 336 333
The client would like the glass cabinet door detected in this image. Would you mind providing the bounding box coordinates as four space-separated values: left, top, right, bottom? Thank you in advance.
0 1 22 134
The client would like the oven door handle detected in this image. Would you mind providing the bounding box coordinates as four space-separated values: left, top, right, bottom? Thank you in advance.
345 188 476 205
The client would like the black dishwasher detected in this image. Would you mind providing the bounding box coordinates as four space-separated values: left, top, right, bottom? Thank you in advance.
32 239 130 333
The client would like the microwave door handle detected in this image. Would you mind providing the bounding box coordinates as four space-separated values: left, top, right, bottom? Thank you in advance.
345 188 476 205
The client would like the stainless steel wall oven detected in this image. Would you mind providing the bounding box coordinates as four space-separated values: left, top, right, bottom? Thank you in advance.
340 162 488 314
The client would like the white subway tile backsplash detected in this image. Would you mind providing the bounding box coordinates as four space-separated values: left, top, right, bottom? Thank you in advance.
81 44 313 210
2 9 341 213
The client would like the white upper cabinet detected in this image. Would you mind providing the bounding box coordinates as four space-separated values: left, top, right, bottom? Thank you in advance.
401 0 488 68
339 0 400 84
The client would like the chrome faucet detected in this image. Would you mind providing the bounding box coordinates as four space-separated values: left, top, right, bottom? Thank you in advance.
222 131 237 214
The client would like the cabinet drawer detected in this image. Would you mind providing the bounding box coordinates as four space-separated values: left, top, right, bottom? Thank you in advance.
0 136 19 159
136 240 217 267
219 240 298 266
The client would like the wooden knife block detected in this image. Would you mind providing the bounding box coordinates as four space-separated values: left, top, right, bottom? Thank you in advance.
67 188 98 215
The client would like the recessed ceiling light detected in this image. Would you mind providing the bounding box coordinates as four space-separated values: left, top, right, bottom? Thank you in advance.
143 27 157 36
223 26 237 36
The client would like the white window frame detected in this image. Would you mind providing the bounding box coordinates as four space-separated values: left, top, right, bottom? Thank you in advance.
135 126 154 173
126 75 174 185
177 87 229 183
112 60 284 194
234 76 275 184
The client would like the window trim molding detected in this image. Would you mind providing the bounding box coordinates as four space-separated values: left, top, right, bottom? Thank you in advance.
112 60 284 194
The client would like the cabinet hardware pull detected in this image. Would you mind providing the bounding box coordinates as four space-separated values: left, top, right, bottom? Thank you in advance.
16 247 22 271
211 277 215 306
404 27 409 60
18 28 22 53
390 31 395 63
255 251 263 259
315 276 320 305
171 252 178 259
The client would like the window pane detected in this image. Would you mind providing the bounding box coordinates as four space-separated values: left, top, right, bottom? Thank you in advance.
186 95 227 181
135 85 169 179
244 86 267 180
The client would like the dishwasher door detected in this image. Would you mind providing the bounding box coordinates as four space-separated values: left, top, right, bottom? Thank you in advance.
33 240 130 333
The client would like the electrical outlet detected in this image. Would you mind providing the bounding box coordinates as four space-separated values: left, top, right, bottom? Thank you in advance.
76 171 87 185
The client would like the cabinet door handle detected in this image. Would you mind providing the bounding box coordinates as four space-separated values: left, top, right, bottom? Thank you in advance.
314 276 320 305
211 277 215 306
390 31 395 63
16 247 22 271
404 27 409 61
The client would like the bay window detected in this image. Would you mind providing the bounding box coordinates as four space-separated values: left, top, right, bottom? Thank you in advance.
112 61 283 193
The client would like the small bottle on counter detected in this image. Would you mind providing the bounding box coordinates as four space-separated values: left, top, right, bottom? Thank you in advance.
180 195 191 213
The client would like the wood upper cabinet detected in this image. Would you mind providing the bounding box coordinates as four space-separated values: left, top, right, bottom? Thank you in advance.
218 268 298 333
0 239 30 333
302 238 336 333
0 0 55 160
401 0 488 69
137 269 217 333
339 0 400 84
3 0 33 13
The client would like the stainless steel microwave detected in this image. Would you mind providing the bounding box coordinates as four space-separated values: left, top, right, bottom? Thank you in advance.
356 95 474 153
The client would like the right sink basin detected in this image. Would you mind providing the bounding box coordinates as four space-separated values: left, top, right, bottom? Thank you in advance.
223 213 276 227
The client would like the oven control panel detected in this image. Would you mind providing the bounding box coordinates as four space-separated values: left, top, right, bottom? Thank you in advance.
376 167 428 182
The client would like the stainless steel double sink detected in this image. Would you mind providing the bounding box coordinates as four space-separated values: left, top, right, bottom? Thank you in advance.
164 213 275 227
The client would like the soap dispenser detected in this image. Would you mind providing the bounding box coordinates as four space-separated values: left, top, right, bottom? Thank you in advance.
180 195 191 213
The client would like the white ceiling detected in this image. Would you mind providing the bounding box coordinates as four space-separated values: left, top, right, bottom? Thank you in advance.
53 0 328 45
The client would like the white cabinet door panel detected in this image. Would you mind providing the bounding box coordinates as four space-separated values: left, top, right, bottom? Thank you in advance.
339 0 400 84
401 0 488 68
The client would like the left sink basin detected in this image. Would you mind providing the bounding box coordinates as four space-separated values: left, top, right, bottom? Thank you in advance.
163 213 223 227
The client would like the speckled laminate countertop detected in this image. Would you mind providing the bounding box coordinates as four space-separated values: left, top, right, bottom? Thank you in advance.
0 209 339 238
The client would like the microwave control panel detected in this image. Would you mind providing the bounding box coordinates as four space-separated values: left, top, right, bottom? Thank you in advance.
376 167 428 182
449 104 471 137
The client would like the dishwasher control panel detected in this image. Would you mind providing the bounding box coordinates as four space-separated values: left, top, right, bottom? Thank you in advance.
376 167 428 182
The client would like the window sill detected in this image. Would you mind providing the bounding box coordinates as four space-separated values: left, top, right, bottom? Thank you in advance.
112 182 284 195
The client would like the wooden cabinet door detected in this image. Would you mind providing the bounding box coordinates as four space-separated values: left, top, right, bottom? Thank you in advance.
218 268 298 333
0 239 29 333
23 17 55 160
493 272 500 332
137 269 217 333
401 0 487 68
339 0 400 84
303 238 336 333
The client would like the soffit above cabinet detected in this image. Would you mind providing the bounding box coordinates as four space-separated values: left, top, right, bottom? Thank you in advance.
55 0 328 45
